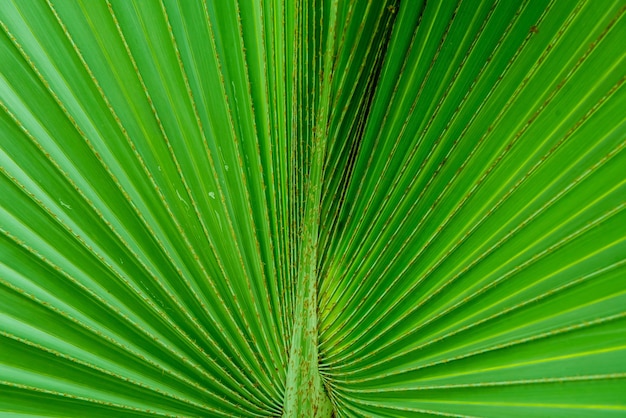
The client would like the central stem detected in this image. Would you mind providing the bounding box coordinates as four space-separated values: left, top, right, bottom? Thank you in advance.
283 96 334 417
282 191 332 416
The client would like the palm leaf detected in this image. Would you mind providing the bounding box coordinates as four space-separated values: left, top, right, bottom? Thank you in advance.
1 0 624 417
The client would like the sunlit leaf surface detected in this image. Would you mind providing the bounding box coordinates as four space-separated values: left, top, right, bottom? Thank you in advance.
1 0 624 416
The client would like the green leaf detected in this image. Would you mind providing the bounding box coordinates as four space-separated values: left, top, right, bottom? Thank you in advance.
1 0 624 417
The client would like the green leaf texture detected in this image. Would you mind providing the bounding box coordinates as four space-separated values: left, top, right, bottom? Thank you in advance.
0 0 624 417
